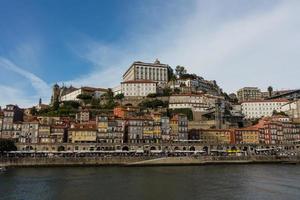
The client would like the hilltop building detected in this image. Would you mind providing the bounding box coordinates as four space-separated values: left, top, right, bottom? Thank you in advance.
123 59 170 87
60 87 108 101
173 74 222 96
121 80 157 97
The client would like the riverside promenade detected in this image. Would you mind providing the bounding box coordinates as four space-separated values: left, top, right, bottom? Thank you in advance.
1 155 299 167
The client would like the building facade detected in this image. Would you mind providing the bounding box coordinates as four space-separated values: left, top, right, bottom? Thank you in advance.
60 87 107 101
241 99 289 119
281 100 300 121
69 123 97 143
123 60 169 86
1 105 23 139
237 87 262 102
121 80 157 97
169 93 216 112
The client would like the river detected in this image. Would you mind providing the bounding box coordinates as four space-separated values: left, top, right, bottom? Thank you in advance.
1 164 300 200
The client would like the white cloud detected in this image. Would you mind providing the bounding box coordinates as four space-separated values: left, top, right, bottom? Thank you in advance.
0 57 50 107
68 0 300 93
0 85 35 108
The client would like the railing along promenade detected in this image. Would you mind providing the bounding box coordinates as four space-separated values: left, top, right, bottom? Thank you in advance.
1 153 299 167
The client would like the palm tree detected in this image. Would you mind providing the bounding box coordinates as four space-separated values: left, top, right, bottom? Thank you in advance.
268 86 273 97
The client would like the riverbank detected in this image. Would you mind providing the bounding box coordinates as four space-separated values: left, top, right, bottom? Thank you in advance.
1 156 299 167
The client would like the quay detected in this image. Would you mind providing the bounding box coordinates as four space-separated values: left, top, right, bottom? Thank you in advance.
1 155 299 167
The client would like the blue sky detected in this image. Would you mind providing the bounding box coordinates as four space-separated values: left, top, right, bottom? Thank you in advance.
0 0 299 107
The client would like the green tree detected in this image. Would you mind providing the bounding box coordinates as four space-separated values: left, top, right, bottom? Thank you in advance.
77 94 93 105
268 86 273 97
147 93 157 98
52 100 60 111
174 88 181 94
180 73 196 80
139 99 168 109
77 94 93 100
101 88 116 109
162 87 172 96
175 65 187 77
30 107 37 116
0 139 17 154
114 93 125 100
91 98 101 108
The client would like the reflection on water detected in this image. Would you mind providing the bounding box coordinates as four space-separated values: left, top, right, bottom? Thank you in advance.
1 165 300 200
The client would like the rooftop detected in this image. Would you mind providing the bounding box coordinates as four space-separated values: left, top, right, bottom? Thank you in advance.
123 60 169 77
121 80 157 84
241 99 289 103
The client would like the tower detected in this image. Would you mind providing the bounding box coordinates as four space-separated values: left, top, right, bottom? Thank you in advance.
215 98 224 129
51 83 60 105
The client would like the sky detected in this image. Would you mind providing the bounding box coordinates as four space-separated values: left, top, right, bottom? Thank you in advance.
0 0 299 107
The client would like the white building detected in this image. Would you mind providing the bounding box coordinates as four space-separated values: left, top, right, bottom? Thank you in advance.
169 93 216 112
241 99 289 119
60 87 107 101
121 80 157 97
280 100 300 120
112 85 122 96
123 59 169 86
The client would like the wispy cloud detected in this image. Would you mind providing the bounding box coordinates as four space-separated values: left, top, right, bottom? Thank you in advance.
0 57 50 107
0 85 34 107
68 0 300 92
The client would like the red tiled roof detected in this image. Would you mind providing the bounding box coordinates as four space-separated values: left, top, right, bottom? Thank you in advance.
241 98 289 103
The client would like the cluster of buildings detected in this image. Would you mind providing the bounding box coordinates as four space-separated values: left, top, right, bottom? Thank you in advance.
190 115 300 146
0 104 189 145
1 104 300 149
237 87 300 120
112 59 222 98
1 59 300 152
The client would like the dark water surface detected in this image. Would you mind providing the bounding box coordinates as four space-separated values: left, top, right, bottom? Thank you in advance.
1 164 300 200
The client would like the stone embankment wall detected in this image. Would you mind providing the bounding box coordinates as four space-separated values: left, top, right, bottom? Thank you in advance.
1 156 300 167
0 157 149 167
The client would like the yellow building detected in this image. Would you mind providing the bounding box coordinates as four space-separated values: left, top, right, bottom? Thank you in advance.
170 116 179 141
151 113 162 137
39 125 51 143
200 129 231 144
70 128 97 143
241 129 259 144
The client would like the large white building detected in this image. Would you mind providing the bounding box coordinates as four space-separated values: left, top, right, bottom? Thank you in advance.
123 59 169 86
280 100 300 120
60 87 107 101
241 99 289 119
169 93 217 112
121 80 157 97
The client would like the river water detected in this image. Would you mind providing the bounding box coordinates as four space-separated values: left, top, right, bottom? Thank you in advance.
1 164 300 200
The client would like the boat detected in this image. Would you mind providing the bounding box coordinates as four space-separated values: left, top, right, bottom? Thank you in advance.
0 166 7 172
